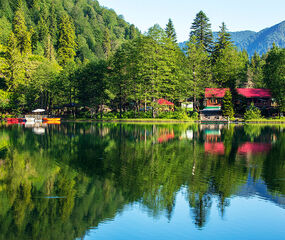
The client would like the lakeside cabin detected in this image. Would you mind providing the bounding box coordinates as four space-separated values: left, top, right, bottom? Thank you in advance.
200 88 229 122
200 88 273 121
236 88 272 108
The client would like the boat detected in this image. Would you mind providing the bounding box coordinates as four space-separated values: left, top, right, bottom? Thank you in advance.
42 118 61 122
6 118 19 124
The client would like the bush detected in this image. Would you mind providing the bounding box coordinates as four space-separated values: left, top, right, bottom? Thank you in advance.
191 112 199 120
244 103 262 120
158 108 189 120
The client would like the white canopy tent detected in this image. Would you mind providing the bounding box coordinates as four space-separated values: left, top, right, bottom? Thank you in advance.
32 109 45 113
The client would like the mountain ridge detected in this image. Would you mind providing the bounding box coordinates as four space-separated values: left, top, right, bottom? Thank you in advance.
180 20 285 56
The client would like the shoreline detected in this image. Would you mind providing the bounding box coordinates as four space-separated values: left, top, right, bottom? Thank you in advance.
61 118 285 124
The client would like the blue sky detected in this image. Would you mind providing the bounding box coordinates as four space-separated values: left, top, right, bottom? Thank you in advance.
98 0 285 42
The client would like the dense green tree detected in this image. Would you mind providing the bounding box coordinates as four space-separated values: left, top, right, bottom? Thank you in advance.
212 22 232 61
103 27 111 59
12 7 31 55
264 45 285 113
246 52 265 88
222 90 234 118
190 11 213 53
57 14 77 66
186 36 212 110
165 18 177 42
212 45 248 88
5 32 24 91
128 24 137 40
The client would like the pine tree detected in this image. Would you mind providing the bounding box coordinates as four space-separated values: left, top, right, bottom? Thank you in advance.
103 28 111 59
12 8 31 56
186 35 212 110
212 22 232 61
5 32 24 90
49 0 58 43
58 14 77 66
190 11 213 53
248 52 265 88
44 34 55 61
129 24 136 40
165 18 177 42
38 16 49 41
222 90 234 118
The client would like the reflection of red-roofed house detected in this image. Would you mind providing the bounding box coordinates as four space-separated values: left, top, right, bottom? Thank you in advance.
236 88 272 108
158 133 175 143
205 142 225 155
238 142 272 155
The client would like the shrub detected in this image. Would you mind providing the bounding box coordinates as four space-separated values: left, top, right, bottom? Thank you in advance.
244 103 262 120
191 112 199 120
158 108 189 120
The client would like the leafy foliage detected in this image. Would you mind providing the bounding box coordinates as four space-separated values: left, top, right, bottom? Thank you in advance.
244 103 262 120
222 90 234 118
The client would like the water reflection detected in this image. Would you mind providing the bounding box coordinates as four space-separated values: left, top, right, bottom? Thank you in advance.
0 123 284 239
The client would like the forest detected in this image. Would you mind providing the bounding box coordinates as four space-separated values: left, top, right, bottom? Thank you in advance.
0 0 284 118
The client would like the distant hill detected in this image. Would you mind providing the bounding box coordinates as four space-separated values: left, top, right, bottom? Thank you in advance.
180 21 285 57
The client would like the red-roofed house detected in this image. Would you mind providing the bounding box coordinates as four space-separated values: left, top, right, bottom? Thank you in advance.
205 88 230 108
236 88 272 108
200 88 230 121
157 98 175 111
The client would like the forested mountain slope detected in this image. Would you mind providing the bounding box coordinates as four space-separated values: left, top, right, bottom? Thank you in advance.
0 0 139 62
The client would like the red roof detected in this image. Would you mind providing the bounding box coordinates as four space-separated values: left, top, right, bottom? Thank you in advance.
205 88 230 98
157 98 174 106
158 133 175 143
236 88 272 98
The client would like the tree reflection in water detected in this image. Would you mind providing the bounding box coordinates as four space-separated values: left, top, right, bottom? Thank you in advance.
0 123 284 238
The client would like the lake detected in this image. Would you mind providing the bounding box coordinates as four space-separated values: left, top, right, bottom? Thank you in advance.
0 122 284 240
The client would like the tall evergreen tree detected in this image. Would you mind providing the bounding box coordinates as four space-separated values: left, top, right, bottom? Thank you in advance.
222 90 234 118
190 11 213 53
165 18 177 42
5 32 24 90
128 24 136 40
103 28 111 59
247 52 265 88
12 7 31 56
49 0 58 43
212 22 232 61
186 35 212 110
57 14 77 66
264 45 285 113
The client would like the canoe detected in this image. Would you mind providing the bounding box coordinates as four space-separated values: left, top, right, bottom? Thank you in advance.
6 118 19 123
43 118 61 122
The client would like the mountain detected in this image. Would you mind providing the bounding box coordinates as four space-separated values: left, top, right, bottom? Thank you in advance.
0 0 139 62
180 21 285 57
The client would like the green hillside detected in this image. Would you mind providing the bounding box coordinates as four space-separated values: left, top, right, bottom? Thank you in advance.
0 0 139 62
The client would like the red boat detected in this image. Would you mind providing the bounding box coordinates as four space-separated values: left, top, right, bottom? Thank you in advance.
6 118 19 123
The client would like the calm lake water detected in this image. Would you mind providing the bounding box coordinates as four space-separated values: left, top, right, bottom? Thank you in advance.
0 122 284 240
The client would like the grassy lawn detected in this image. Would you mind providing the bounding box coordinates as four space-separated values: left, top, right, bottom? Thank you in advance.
245 118 285 123
67 118 196 123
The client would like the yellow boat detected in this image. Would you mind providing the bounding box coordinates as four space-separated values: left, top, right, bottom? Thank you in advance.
43 118 61 122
